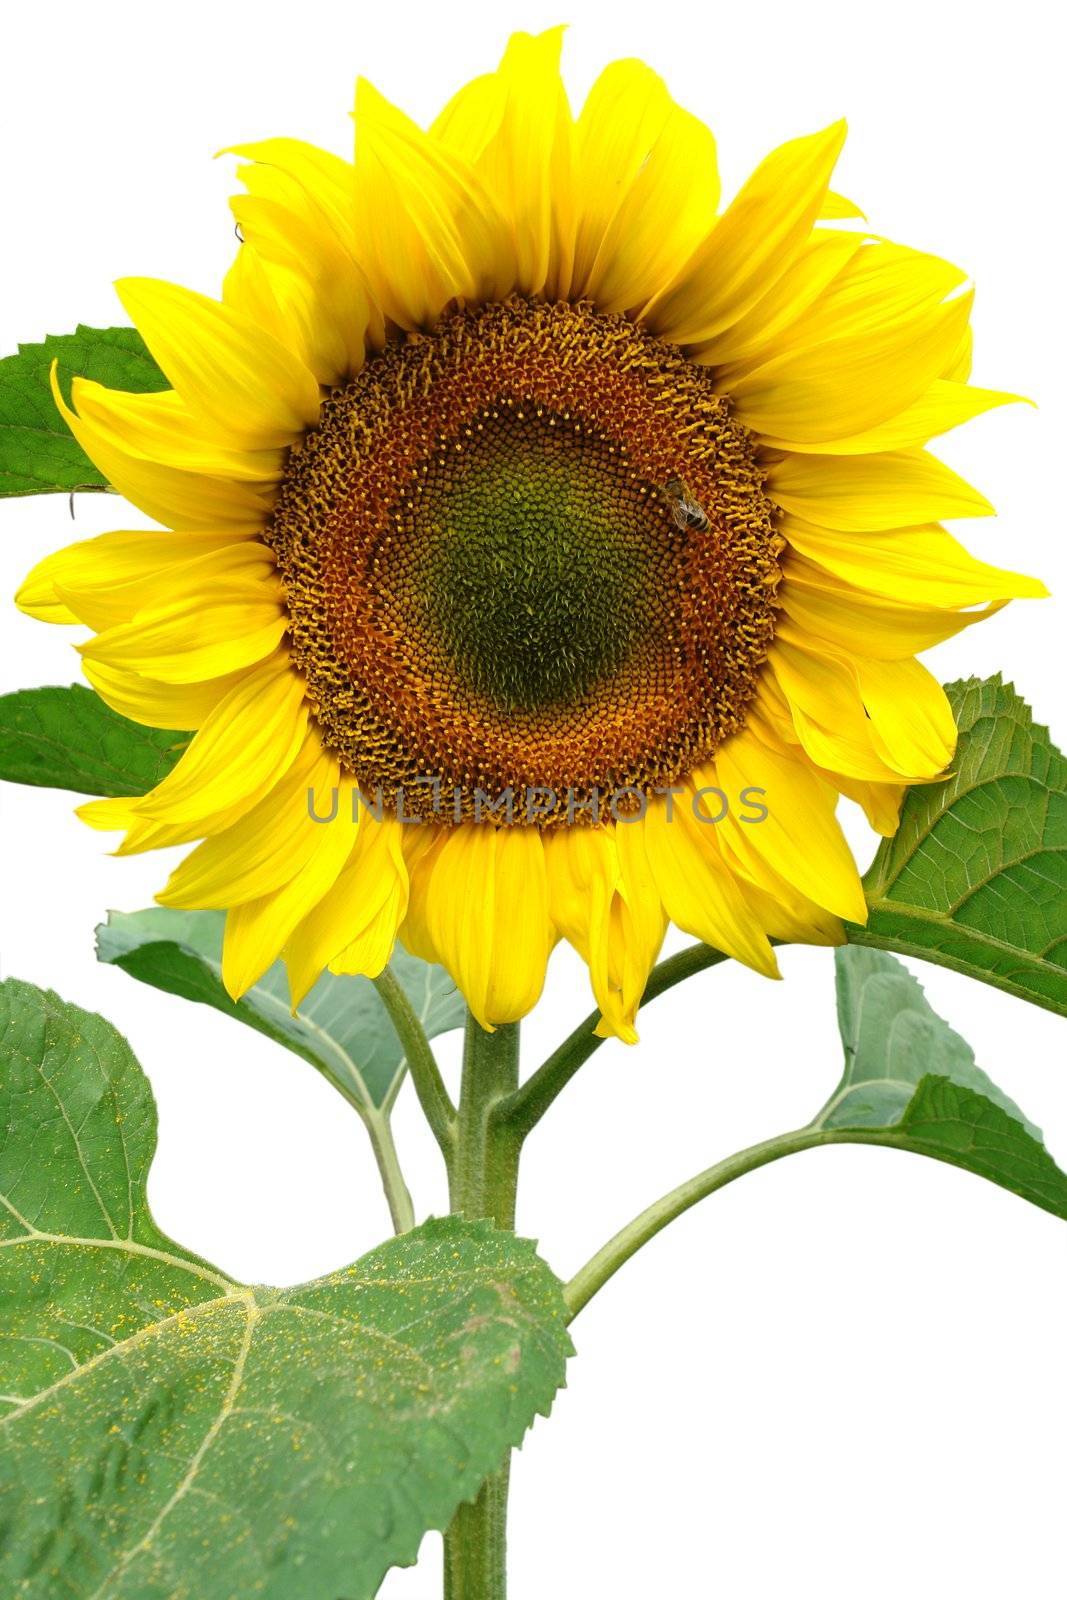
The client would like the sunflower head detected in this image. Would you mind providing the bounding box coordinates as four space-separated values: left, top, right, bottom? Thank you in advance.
268 294 782 826
18 27 1044 1040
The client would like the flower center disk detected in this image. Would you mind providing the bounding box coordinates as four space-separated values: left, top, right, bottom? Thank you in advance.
267 298 781 824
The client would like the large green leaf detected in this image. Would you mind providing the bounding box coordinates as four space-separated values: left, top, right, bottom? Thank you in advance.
849 677 1067 1016
0 326 166 496
813 947 1067 1218
0 978 570 1599
96 906 464 1114
0 684 187 795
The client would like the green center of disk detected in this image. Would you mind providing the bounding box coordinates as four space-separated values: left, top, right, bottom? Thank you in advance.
409 408 659 712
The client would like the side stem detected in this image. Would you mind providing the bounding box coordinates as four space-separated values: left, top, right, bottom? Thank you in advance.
500 941 732 1141
563 1125 832 1320
363 1109 416 1235
374 968 456 1161
443 1014 522 1600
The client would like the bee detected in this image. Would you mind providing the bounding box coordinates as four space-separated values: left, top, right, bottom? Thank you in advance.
664 475 710 534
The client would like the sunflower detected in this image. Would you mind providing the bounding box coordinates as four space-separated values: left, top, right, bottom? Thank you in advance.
18 28 1044 1042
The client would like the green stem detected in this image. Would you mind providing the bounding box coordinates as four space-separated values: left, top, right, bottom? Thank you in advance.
374 968 456 1161
312 1061 417 1238
443 1014 522 1599
500 941 732 1141
362 1110 416 1235
450 1016 521 1226
444 1462 510 1600
563 1125 832 1320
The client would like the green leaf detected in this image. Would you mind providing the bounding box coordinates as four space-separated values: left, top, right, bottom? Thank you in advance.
813 947 1067 1220
0 684 187 795
0 978 570 1599
850 677 1067 1016
96 906 465 1114
0 326 166 497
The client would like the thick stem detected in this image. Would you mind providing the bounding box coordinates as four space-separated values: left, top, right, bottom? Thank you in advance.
443 1015 522 1599
373 968 456 1161
444 1462 510 1600
449 1016 521 1227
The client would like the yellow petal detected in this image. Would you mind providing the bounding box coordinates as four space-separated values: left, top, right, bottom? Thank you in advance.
579 819 671 1043
431 27 574 299
230 156 383 356
728 240 966 367
68 381 285 481
222 137 359 256
115 278 321 446
607 820 669 1041
49 364 273 531
17 527 253 627
545 824 616 948
76 795 146 834
82 658 245 731
748 672 803 751
133 654 308 828
729 291 975 445
778 558 1005 658
779 512 1047 606
643 120 847 344
423 825 553 1028
218 783 362 1000
640 792 779 975
395 828 449 967
856 656 957 776
51 536 275 633
943 324 973 382
777 379 1028 455
79 595 287 684
710 778 850 943
835 775 906 836
819 191 866 220
111 815 233 857
572 59 718 313
218 779 360 1000
282 813 407 1005
76 789 250 855
222 237 301 352
772 637 956 781
712 728 867 922
769 638 914 782
228 150 390 370
13 583 77 625
159 735 340 908
767 448 993 530
354 78 511 328
720 846 847 945
329 835 410 981
691 230 863 369
545 826 629 1036
328 892 407 985
227 190 374 382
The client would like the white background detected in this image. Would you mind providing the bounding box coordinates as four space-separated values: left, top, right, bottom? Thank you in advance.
2 2 1065 1595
